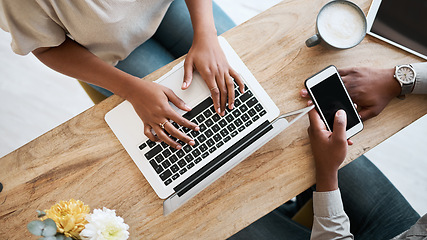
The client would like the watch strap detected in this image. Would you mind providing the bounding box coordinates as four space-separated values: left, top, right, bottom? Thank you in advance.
400 82 413 96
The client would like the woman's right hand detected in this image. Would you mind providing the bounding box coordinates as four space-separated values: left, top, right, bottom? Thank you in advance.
127 80 199 150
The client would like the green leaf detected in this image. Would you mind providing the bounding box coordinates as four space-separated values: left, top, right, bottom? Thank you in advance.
39 237 56 240
54 235 72 240
28 220 45 236
42 218 57 236
37 210 46 218
54 233 66 240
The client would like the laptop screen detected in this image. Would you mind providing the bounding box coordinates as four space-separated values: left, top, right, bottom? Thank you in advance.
370 0 427 58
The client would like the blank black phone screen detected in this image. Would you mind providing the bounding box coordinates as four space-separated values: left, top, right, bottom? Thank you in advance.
311 74 359 131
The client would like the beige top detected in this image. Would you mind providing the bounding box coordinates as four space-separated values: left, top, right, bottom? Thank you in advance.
0 0 173 65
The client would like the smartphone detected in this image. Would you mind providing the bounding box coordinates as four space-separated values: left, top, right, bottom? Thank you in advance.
304 65 363 139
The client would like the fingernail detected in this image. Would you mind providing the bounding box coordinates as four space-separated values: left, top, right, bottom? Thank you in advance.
217 108 221 114
185 104 192 111
229 103 234 109
336 110 346 123
195 126 200 131
182 82 187 88
189 140 195 146
337 109 345 116
221 110 225 116
176 145 182 150
307 100 313 106
301 89 308 95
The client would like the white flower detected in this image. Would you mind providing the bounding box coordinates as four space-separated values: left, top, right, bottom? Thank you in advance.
80 207 129 240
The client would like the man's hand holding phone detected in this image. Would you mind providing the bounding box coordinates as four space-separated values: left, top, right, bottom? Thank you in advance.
308 108 351 192
304 65 363 139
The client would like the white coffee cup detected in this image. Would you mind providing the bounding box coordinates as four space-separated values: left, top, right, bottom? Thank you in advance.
306 0 367 49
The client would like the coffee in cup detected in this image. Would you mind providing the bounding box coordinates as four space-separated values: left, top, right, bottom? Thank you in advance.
306 0 367 49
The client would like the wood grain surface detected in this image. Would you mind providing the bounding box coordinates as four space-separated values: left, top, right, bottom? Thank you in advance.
1 0 426 239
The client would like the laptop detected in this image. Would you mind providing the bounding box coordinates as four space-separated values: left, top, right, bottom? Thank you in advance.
105 37 290 215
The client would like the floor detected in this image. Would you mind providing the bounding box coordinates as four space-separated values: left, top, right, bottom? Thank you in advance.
0 1 425 216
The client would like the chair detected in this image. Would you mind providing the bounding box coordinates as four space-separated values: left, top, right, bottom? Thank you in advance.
77 80 107 104
291 198 314 229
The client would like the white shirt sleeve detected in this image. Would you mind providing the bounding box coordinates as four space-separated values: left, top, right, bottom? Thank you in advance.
310 189 354 240
0 0 66 55
411 62 427 94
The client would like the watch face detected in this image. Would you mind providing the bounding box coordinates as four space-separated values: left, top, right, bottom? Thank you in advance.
396 66 415 83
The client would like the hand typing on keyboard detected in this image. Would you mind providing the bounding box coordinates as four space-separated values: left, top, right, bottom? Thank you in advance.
140 82 268 186
127 81 199 150
181 33 245 116
130 35 244 150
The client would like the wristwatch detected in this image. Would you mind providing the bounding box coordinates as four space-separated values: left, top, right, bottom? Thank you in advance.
394 64 416 98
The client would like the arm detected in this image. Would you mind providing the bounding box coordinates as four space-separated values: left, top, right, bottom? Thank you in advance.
32 37 198 149
301 63 427 121
311 190 352 240
338 67 400 121
339 63 427 120
308 109 354 240
183 0 244 116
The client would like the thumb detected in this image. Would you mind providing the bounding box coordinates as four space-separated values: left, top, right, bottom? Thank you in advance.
332 109 347 140
182 59 193 90
165 88 192 112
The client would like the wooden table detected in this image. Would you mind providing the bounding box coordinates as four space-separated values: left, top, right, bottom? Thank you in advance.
1 0 426 239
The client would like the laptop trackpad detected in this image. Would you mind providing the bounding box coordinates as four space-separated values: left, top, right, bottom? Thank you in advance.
157 66 210 114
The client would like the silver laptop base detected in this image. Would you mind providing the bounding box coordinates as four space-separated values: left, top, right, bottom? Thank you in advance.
163 118 289 216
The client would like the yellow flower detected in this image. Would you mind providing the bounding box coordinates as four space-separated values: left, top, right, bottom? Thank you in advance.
42 199 90 239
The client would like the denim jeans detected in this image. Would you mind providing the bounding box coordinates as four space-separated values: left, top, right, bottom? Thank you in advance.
228 155 420 240
90 0 235 97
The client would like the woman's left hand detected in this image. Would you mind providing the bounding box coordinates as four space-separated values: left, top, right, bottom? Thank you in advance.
183 33 244 116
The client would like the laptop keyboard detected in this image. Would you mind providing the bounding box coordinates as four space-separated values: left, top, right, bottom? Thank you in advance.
138 83 267 186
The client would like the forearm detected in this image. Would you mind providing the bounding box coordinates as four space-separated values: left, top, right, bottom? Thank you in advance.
32 37 140 99
185 0 217 37
32 37 200 148
312 167 352 239
308 102 353 239
311 189 354 240
379 63 427 95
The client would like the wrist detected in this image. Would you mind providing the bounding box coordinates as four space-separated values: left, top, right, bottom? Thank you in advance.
316 170 339 192
115 75 144 101
383 68 402 98
393 65 417 97
193 29 218 44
